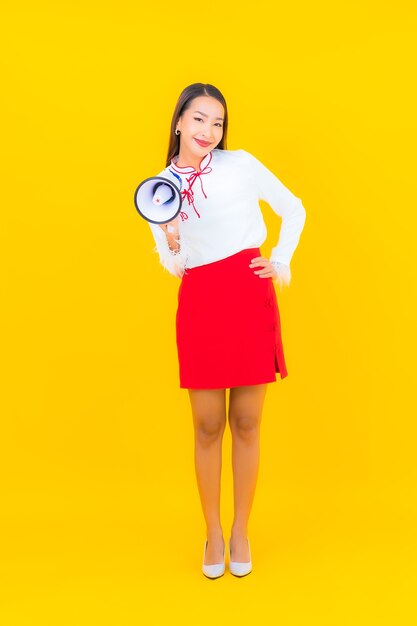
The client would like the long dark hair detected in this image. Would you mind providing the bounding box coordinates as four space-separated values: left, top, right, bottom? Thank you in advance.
166 83 228 167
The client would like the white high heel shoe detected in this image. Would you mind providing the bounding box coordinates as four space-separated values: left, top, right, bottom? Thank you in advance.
202 539 225 579
229 537 252 577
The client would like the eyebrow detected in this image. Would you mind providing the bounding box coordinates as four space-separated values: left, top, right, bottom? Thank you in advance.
194 110 224 121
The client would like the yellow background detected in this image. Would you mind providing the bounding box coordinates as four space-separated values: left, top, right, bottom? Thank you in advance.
1 1 416 624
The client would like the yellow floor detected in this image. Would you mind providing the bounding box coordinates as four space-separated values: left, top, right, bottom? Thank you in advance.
1 475 416 625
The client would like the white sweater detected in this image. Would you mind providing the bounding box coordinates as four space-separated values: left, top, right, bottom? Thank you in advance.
148 148 306 287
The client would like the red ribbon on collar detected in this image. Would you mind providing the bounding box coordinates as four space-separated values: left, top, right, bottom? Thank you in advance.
181 165 212 219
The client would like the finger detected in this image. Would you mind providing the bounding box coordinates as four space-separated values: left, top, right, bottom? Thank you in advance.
254 267 273 276
249 256 268 264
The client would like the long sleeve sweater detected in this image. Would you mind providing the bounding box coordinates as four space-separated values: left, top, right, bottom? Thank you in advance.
148 148 306 286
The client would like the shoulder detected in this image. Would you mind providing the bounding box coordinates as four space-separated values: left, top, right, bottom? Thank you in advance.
212 148 256 169
154 164 170 178
153 164 182 186
212 147 251 161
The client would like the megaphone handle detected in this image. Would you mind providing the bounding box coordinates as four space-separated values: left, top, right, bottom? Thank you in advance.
159 215 180 252
158 213 180 231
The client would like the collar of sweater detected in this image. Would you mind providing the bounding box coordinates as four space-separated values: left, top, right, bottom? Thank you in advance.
170 150 213 174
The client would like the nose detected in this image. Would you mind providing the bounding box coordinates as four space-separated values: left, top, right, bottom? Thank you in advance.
201 123 213 139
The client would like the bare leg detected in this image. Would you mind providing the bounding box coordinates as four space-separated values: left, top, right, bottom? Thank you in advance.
228 383 268 561
188 388 227 565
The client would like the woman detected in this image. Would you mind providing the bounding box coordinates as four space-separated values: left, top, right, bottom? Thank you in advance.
148 83 306 578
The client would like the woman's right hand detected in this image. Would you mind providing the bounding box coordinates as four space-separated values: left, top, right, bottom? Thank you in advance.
158 214 180 235
159 215 181 253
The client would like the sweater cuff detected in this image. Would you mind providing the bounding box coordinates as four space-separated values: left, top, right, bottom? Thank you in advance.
270 260 291 288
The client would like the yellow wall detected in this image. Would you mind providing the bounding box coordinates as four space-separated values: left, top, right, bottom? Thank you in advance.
1 1 416 624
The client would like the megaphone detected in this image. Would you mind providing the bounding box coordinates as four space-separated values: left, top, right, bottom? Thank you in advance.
133 176 182 225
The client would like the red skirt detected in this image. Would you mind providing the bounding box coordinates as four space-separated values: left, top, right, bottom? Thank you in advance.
176 247 288 389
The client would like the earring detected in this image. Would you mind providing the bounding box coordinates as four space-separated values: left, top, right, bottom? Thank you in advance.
175 129 180 135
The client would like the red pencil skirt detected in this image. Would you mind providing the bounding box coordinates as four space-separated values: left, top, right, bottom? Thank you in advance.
176 247 288 389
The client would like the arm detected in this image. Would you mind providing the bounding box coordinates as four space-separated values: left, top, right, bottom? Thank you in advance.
244 150 306 287
148 219 187 279
160 223 180 253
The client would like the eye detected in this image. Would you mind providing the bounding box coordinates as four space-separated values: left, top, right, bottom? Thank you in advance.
193 117 222 127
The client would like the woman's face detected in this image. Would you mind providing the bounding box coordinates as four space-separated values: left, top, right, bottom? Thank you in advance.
176 95 224 159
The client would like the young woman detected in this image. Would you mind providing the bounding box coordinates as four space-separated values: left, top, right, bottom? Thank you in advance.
148 83 306 578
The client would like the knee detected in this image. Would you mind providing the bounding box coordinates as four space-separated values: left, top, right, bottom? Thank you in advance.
229 413 260 440
195 416 226 444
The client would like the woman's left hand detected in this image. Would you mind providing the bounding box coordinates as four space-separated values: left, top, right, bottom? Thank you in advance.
248 256 278 279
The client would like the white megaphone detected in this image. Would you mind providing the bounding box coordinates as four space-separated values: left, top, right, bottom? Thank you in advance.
134 176 182 225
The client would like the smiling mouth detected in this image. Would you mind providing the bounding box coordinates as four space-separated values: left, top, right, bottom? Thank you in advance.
194 138 211 146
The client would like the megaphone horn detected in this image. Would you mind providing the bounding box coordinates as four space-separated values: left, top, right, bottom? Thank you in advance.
151 181 175 206
134 176 182 225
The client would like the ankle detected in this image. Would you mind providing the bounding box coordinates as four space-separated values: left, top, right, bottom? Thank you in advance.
206 528 224 541
230 526 248 539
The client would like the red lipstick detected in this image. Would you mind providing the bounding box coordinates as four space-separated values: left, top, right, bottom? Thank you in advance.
194 138 211 147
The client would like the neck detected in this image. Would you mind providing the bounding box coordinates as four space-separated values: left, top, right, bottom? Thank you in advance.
176 148 208 172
